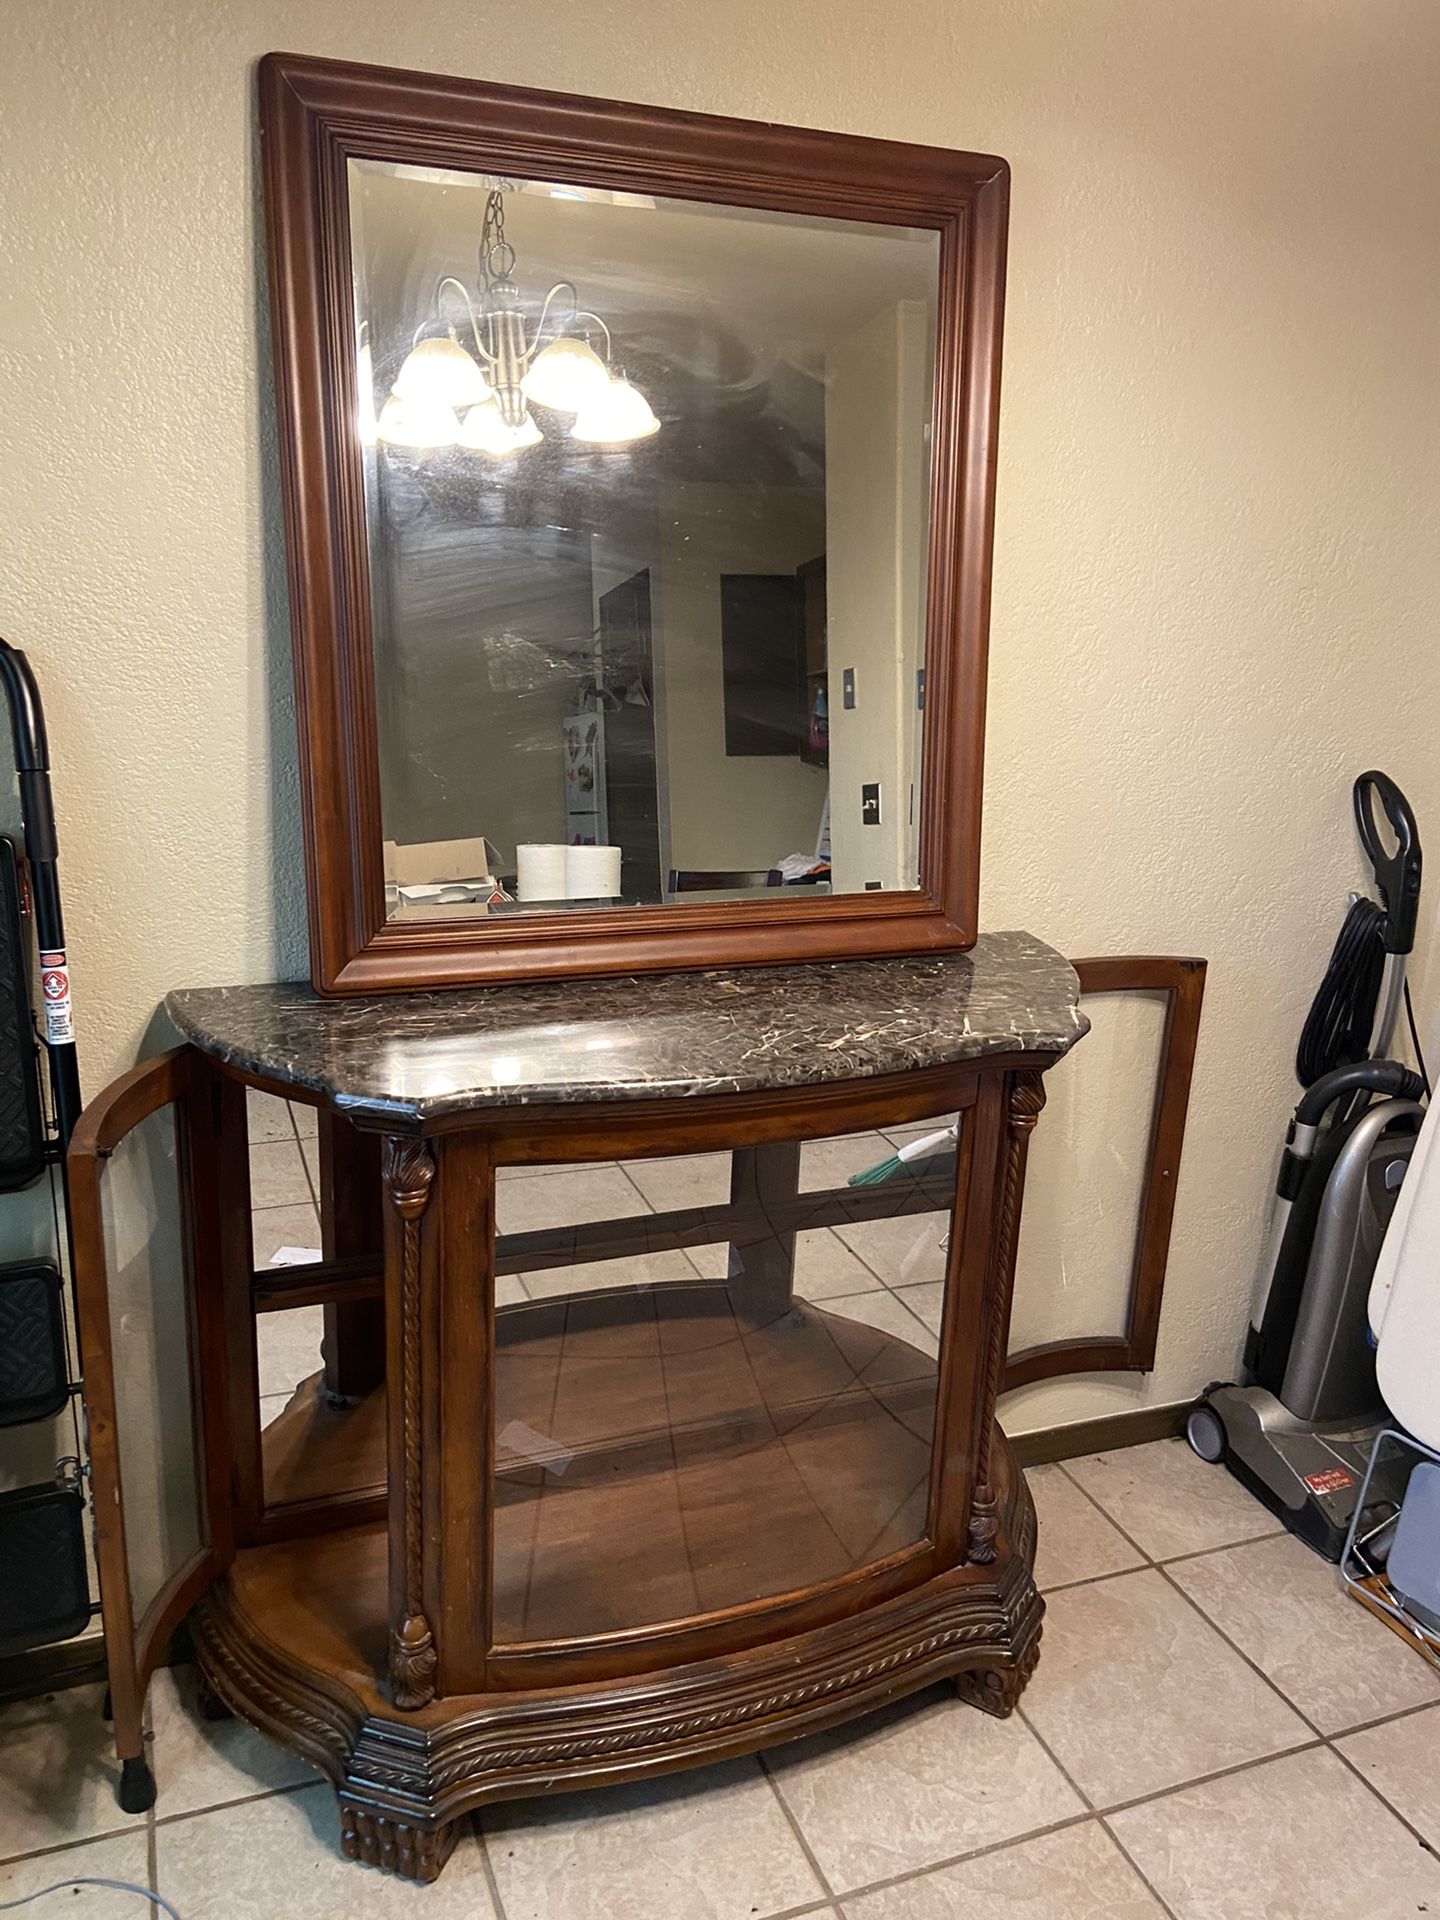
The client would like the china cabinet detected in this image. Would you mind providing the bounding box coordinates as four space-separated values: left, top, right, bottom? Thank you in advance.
60 56 1102 1880
71 935 1085 1878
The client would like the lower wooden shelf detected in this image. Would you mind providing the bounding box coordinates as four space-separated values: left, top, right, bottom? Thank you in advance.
266 1281 947 1641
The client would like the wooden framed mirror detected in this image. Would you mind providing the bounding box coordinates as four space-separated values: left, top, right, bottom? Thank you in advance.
259 53 1009 992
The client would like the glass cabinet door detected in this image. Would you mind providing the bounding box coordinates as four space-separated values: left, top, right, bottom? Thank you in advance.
69 1047 231 1805
490 1108 968 1648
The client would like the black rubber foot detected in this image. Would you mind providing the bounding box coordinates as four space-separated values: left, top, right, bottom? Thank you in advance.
194 1679 233 1723
101 1687 113 1723
118 1756 156 1814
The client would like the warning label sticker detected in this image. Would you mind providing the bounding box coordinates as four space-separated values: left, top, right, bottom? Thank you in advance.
1303 1467 1355 1495
39 949 74 1045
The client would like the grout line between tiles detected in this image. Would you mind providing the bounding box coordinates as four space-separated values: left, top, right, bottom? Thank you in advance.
843 1230 946 1302
0 1825 147 1872
615 1158 661 1215
757 1755 839 1905
1326 1693 1440 1741
1097 1733 1325 1819
145 1804 158 1905
841 1237 892 1292
620 1157 757 1289
296 1129 319 1212
1048 1443 1439 1822
757 1898 838 1920
1096 1813 1185 1920
1326 1736 1440 1859
815 1809 1095 1907
1149 1527 1286 1570
148 1777 318 1833
1101 1733 1440 1914
1051 1449 1284 1572
1015 1703 1095 1811
1033 1560 1151 1599
1000 1722 1187 1914
1153 1560 1327 1740
1052 1458 1160 1566
474 1814 511 1920
832 1280 938 1350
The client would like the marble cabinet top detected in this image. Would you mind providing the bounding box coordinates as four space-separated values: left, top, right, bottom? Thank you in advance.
164 931 1086 1125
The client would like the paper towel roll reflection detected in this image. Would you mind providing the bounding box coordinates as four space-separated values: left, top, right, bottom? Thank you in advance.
516 843 568 902
566 844 622 899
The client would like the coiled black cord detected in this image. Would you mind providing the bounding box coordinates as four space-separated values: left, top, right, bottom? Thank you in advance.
1295 897 1386 1088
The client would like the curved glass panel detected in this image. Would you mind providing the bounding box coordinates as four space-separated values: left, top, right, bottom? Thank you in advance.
489 1117 960 1644
1010 989 1171 1354
100 1108 205 1637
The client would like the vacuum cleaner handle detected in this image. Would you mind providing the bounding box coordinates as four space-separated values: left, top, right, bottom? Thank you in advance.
1294 1059 1427 1134
1354 770 1422 955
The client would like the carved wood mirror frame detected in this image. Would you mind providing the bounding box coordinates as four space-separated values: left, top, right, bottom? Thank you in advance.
259 52 1010 994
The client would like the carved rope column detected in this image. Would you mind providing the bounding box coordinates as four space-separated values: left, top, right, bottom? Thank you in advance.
967 1071 1045 1564
383 1136 437 1710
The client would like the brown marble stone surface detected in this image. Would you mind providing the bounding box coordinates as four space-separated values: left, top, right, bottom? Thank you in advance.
164 931 1085 1124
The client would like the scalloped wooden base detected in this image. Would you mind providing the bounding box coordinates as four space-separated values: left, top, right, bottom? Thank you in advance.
192 1428 1040 1884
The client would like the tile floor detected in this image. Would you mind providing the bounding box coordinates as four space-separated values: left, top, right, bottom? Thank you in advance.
5 1435 1437 1918
6 1100 1439 1917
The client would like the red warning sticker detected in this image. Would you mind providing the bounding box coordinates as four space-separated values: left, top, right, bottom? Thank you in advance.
1303 1467 1354 1495
38 949 74 1044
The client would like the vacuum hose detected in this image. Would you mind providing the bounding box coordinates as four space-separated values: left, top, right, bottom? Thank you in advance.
1294 896 1386 1089
1294 1059 1428 1131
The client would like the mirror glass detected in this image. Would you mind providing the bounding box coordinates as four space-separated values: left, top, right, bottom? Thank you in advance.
348 159 940 919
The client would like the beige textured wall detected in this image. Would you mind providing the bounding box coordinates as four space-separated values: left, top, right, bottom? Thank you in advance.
2 1 1438 1437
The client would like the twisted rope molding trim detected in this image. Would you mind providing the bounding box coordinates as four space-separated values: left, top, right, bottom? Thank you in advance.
352 1610 1035 1794
970 1071 1046 1562
192 1604 354 1773
383 1135 437 1711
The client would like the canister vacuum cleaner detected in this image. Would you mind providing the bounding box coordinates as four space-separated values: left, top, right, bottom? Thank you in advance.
1187 772 1428 1560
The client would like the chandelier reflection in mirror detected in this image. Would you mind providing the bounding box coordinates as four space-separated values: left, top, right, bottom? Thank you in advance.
373 189 661 457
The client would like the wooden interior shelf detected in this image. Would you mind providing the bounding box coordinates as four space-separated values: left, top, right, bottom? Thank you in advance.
265 1281 944 1647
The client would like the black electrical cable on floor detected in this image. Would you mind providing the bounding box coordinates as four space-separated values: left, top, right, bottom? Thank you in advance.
1404 978 1432 1098
1295 897 1387 1089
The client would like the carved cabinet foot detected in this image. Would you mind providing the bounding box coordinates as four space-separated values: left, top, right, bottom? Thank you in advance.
954 1626 1042 1720
339 1803 461 1883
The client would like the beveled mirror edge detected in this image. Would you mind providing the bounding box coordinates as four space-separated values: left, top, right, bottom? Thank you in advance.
258 51 1010 994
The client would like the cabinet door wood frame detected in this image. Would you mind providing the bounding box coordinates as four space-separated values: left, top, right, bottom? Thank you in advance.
67 1048 237 1795
1002 955 1207 1392
258 52 1010 993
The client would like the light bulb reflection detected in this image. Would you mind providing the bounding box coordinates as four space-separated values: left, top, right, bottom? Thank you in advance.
570 376 661 446
457 401 544 457
376 394 459 449
520 336 612 412
392 333 492 408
